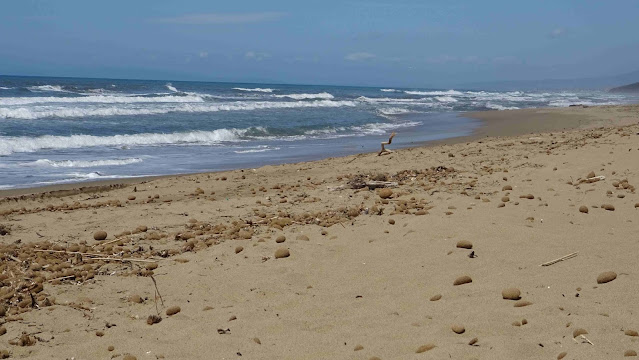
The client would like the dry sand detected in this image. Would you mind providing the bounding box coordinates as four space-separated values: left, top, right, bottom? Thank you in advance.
1 104 639 359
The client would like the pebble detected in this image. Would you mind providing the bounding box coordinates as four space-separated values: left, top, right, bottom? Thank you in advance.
297 235 310 241
354 345 363 351
388 219 395 225
521 318 528 325
0 326 5 336
512 321 521 327
108 346 115 351
275 235 286 243
579 205 589 213
573 328 588 338
451 325 465 334
166 306 181 316
520 194 535 199
501 196 510 202
625 350 638 357
128 295 143 303
93 231 108 241
147 315 162 325
415 344 436 353
430 294 442 301
557 352 567 359
635 203 639 208
503 185 513 191
128 195 136 201
235 246 244 254
625 330 639 337
253 338 261 344
123 355 137 360
145 263 158 271
468 338 478 346
502 288 521 300
587 171 596 178
453 275 472 286
274 248 290 259
513 300 532 307
378 188 393 199
456 240 472 249
597 271 617 284
96 331 104 337
603 204 615 211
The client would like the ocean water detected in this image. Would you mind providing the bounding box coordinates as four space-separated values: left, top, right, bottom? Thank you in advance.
1 76 637 189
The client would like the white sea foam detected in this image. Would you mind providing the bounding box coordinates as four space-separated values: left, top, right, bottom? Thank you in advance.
233 87 274 93
165 83 178 92
380 89 401 92
27 85 68 92
352 121 421 135
435 96 458 103
485 103 520 110
405 90 463 96
378 107 412 115
0 86 12 90
234 146 280 154
0 100 357 120
0 95 205 106
0 129 249 155
23 158 143 168
274 92 334 100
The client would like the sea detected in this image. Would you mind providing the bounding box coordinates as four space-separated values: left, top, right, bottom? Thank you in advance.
1 75 637 190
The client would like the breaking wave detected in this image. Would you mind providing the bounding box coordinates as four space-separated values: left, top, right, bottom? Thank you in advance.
233 87 274 93
27 85 68 92
405 90 463 96
0 95 205 106
274 92 334 100
0 129 250 155
0 100 358 120
23 158 144 168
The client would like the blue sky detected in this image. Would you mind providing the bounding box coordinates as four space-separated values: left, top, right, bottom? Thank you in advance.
1 0 638 87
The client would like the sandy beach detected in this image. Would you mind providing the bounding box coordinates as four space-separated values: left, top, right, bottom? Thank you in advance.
1 104 639 359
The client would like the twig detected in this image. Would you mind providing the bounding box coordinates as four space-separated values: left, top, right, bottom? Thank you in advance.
90 257 158 263
539 252 578 266
150 274 164 314
90 238 122 248
47 275 76 283
33 249 159 262
573 335 594 345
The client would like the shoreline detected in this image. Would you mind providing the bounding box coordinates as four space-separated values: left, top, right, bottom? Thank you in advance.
1 104 637 199
1 103 638 358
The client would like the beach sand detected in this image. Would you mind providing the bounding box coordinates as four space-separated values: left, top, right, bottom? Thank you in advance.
1 104 639 359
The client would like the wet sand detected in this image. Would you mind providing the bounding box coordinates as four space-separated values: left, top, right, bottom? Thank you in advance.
1 104 639 359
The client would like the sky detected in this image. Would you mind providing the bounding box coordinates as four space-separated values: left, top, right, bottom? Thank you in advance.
1 0 639 87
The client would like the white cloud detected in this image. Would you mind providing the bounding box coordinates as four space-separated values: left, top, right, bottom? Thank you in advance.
153 12 286 25
199 51 209 58
345 52 376 61
245 51 271 61
549 28 566 38
425 55 458 64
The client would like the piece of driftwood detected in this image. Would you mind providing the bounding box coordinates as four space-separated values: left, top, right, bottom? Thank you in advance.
578 175 605 184
366 181 399 189
539 252 578 266
378 132 396 156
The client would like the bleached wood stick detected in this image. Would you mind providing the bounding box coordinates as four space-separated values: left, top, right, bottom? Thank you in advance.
378 132 397 156
539 252 578 266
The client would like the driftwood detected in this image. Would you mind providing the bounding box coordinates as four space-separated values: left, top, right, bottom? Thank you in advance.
539 252 578 266
578 175 605 184
365 181 398 189
378 132 396 156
